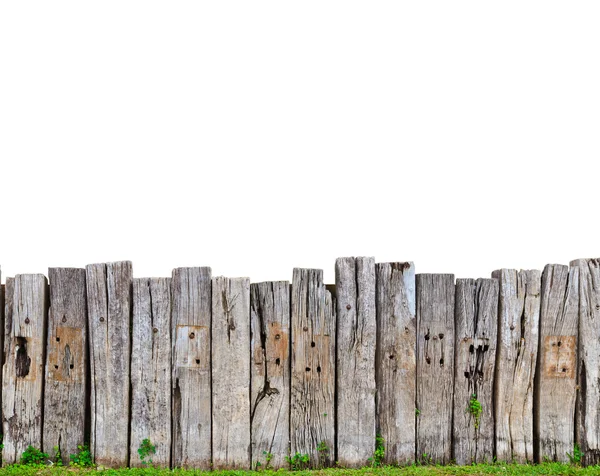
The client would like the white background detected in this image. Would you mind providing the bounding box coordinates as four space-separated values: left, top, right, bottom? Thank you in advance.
1 1 599 284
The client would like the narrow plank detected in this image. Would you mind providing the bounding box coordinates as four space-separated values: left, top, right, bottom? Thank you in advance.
415 274 455 464
171 267 212 469
453 278 498 465
86 261 132 468
492 269 541 464
1 274 47 464
572 258 600 466
291 268 336 468
130 278 172 467
4 278 14 361
43 268 88 465
212 276 251 469
536 264 579 462
375 262 416 465
336 257 376 468
250 281 290 470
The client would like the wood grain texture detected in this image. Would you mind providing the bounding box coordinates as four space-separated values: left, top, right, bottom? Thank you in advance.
415 274 455 464
171 267 212 469
4 278 14 361
536 264 579 462
572 258 600 466
86 261 132 468
453 278 498 465
375 262 416 465
212 277 251 470
492 269 541 464
291 268 336 468
130 278 172 467
250 281 290 470
336 257 376 468
43 268 88 464
2 274 48 464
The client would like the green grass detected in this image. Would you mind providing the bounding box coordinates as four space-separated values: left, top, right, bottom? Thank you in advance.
0 465 600 476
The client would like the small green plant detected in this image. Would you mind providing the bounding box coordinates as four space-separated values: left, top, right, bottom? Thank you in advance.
138 438 156 466
20 445 49 466
69 444 94 468
567 443 583 465
263 451 273 470
316 440 330 468
420 452 432 465
53 445 63 467
468 393 483 429
285 452 310 471
367 433 385 467
415 408 421 417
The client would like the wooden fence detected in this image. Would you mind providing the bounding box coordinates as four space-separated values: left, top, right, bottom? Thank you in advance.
0 257 599 468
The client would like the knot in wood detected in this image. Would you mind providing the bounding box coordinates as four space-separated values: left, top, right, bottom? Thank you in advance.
510 324 515 330
303 326 308 332
189 332 195 339
62 315 67 323
153 327 158 333
275 334 281 340
24 317 30 324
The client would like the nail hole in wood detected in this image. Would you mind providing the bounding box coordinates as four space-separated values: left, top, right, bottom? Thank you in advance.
196 359 200 364
389 355 394 359
303 327 308 332
424 332 430 341
189 332 195 339
24 318 30 324
305 367 311 372
56 337 60 342
54 365 59 370
153 328 158 333
558 341 562 347
311 341 315 348
69 364 74 369
439 333 444 339
483 344 489 352
275 358 280 365
62 315 67 323
469 344 474 354
439 358 444 367
275 334 281 340
464 371 470 378
317 366 321 373
426 356 431 364
562 367 567 372
100 317 105 322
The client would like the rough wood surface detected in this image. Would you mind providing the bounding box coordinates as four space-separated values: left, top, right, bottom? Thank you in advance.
492 269 541 463
86 261 132 468
212 277 251 469
453 278 498 465
291 268 336 467
572 258 600 466
3 278 14 359
43 268 88 464
171 267 212 469
375 262 416 465
250 281 290 470
415 274 455 464
2 274 47 464
536 264 579 462
336 257 376 468
130 278 172 468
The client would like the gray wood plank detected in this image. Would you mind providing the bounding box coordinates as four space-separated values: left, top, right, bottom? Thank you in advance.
43 268 88 465
212 277 251 469
572 258 600 466
336 257 376 468
250 281 290 470
536 264 579 462
1 274 47 464
3 278 14 362
453 278 498 465
291 268 336 468
375 261 416 465
492 269 541 464
415 273 455 464
86 261 132 468
130 278 172 468
171 267 212 469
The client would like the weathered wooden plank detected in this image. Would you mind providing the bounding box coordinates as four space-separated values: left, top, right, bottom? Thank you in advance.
492 269 541 464
291 268 336 468
250 281 290 470
3 278 14 360
130 278 172 468
536 264 579 462
572 258 600 466
212 277 251 469
2 274 47 464
375 262 416 465
86 261 132 468
171 267 212 469
43 268 88 464
453 278 498 465
415 274 455 464
336 257 376 468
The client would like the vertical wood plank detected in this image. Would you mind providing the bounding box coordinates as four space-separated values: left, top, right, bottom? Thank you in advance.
291 268 336 467
536 264 579 462
375 262 416 465
250 281 290 470
130 278 172 467
86 261 132 468
336 257 376 468
4 278 14 362
212 277 251 469
453 278 498 465
415 274 455 464
171 267 212 469
1 274 47 464
493 269 541 464
572 258 600 466
43 268 88 464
